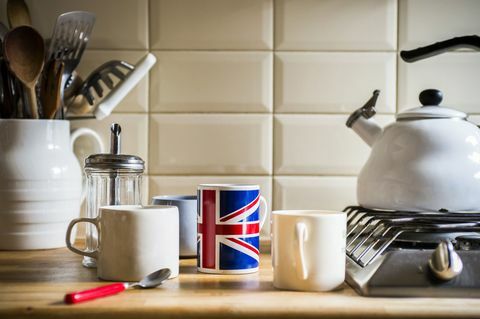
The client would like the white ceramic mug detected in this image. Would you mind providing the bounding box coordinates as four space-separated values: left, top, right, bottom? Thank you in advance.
0 119 103 250
272 210 346 292
66 205 179 281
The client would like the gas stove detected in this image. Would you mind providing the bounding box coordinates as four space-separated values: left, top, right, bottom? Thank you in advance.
344 206 480 297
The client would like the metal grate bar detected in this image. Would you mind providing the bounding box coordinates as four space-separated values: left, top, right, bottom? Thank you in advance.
344 206 480 267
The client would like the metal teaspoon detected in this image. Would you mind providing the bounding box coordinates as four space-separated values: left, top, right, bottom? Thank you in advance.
64 268 172 304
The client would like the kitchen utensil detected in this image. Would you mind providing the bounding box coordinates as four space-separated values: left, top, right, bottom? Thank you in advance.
0 60 12 118
197 184 268 274
0 60 22 118
63 71 83 105
63 71 95 116
3 26 44 119
66 94 94 116
64 268 171 304
47 11 95 115
152 195 197 258
91 53 156 120
0 23 8 117
0 23 8 41
272 210 346 292
41 60 64 119
12 73 23 118
81 123 144 268
66 54 156 120
428 240 463 281
6 0 31 28
66 205 179 281
80 60 134 106
0 119 103 250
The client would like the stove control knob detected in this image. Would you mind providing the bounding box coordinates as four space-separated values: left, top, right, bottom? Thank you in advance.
428 240 463 281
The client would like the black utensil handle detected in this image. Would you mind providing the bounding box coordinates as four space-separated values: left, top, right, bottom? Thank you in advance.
400 35 480 63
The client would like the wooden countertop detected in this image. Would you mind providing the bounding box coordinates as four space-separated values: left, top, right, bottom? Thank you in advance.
1 244 480 319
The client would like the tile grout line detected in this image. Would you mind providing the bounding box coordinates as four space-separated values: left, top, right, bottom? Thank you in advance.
395 0 400 114
147 0 152 194
271 0 276 201
147 174 359 177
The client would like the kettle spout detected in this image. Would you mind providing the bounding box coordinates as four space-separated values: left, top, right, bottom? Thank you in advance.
346 90 383 147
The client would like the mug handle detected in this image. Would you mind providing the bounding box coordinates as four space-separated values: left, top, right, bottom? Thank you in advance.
295 222 308 280
70 128 105 203
66 217 99 259
258 196 268 230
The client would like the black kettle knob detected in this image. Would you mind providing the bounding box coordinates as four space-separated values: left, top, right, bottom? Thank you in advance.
419 89 443 106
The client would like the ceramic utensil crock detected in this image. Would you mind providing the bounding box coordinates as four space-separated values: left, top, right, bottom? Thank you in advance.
0 119 103 249
272 210 346 292
66 205 179 281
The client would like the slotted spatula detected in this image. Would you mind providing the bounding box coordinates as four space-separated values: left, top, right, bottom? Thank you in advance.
47 11 95 114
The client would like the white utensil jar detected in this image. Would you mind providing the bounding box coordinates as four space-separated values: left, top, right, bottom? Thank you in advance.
0 119 103 250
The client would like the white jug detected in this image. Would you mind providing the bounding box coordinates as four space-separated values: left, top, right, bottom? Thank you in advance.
0 119 103 249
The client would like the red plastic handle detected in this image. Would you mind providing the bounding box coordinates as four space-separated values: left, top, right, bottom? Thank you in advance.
64 283 126 304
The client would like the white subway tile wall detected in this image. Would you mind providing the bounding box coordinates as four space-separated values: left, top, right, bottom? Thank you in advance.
150 0 273 50
398 0 480 49
6 0 479 220
273 176 357 210
275 0 397 51
275 52 396 113
149 114 272 175
150 52 273 112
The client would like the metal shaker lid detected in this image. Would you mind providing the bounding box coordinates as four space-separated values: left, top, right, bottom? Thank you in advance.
85 123 144 171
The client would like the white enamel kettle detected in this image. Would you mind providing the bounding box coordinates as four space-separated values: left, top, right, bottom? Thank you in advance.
346 35 480 212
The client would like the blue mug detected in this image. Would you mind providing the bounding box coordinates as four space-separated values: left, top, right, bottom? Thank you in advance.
197 184 268 274
152 195 197 258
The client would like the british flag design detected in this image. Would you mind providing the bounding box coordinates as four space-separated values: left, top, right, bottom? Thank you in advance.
197 188 261 273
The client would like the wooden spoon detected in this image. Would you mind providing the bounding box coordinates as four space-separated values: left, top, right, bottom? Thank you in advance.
7 0 31 28
3 26 45 119
41 60 64 119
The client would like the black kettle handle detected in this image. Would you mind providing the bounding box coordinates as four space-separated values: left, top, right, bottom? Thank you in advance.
400 35 480 63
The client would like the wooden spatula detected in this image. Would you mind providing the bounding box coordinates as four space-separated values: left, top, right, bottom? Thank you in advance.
7 0 31 28
41 60 64 119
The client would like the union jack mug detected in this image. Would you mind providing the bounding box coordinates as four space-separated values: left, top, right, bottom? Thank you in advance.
197 184 268 274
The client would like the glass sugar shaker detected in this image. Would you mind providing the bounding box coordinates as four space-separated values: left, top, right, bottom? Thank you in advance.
82 123 144 268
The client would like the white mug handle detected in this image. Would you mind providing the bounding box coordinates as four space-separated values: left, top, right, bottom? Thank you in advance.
66 217 99 259
258 195 268 230
295 222 308 280
70 128 105 203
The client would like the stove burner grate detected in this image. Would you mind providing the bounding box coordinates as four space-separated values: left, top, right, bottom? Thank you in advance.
344 206 480 267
